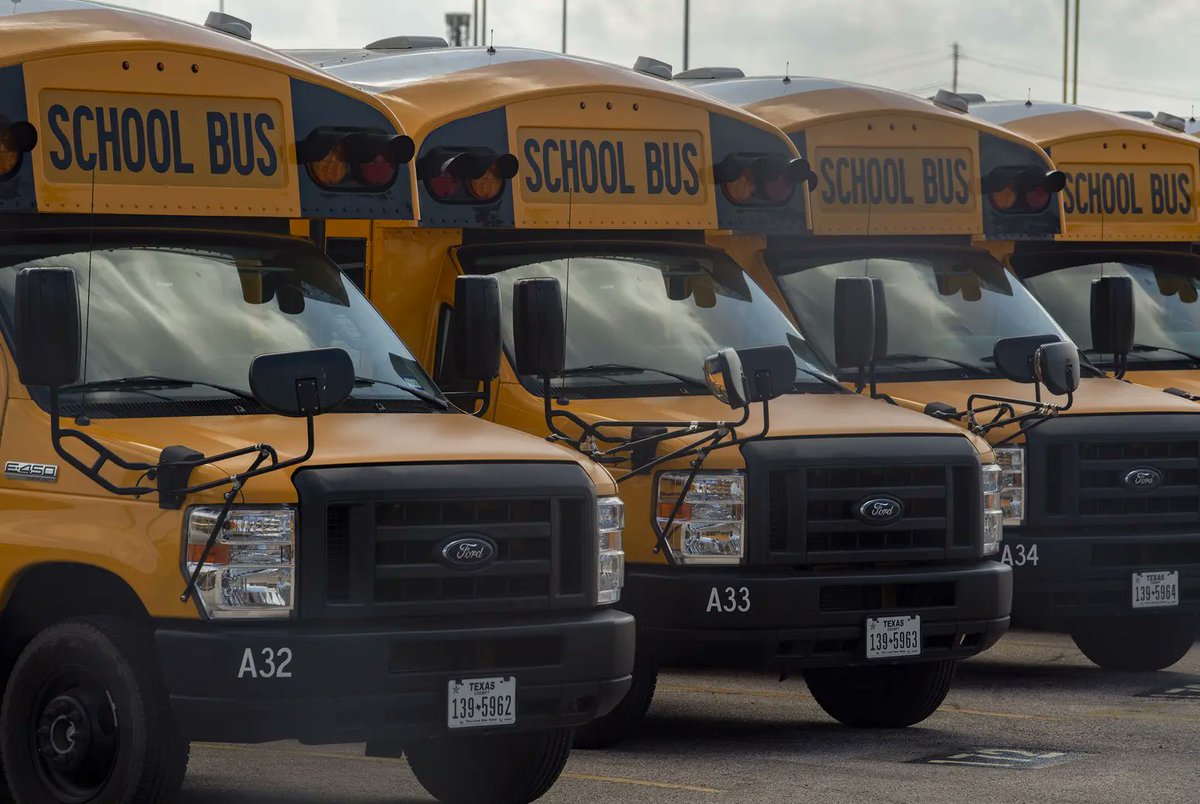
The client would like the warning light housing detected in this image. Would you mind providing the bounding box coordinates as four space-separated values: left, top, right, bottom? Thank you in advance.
715 154 815 206
297 127 414 190
0 121 37 180
984 167 1064 213
419 149 519 203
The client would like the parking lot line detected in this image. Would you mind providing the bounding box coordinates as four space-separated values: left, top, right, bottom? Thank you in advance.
562 772 726 793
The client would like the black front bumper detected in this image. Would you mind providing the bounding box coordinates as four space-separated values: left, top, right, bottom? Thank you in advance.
1003 530 1200 629
621 560 1010 670
154 609 634 744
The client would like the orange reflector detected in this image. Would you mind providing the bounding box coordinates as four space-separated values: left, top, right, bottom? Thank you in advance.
188 543 230 565
657 502 692 520
308 143 350 187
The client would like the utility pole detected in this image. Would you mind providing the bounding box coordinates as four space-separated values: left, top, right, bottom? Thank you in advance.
1071 0 1081 103
683 0 690 71
473 0 479 45
481 0 487 48
562 0 567 53
1061 0 1069 102
951 43 959 93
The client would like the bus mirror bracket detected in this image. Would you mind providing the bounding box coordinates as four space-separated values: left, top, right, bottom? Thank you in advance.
965 336 1078 444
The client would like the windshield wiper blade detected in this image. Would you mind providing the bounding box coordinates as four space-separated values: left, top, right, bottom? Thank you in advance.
560 363 708 387
877 353 989 373
354 376 448 409
62 375 254 401
1128 343 1200 362
795 365 848 393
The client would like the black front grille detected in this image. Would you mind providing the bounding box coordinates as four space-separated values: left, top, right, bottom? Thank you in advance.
1033 417 1200 528
295 463 596 618
745 436 982 566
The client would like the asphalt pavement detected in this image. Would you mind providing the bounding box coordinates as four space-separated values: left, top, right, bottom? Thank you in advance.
180 629 1200 803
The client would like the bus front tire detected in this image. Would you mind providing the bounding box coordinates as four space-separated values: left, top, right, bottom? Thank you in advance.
1070 614 1197 671
804 659 956 728
0 616 189 804
572 657 657 749
405 727 573 804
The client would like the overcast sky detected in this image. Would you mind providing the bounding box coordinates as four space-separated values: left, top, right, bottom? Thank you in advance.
100 0 1199 117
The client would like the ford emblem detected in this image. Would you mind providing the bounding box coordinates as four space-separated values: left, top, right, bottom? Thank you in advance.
438 533 498 570
1123 467 1163 492
856 495 904 526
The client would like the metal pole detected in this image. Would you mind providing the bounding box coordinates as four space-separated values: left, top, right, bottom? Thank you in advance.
951 43 958 93
1061 0 1069 102
683 0 690 70
481 0 487 48
473 0 479 45
562 0 567 53
1072 0 1080 103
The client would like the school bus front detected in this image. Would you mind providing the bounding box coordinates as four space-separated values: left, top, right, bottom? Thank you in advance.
684 74 1200 672
0 7 634 803
299 45 1012 746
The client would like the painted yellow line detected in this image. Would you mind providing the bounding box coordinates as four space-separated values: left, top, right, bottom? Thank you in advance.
563 772 725 793
202 742 727 793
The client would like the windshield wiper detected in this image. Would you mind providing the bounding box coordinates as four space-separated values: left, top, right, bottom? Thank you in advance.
61 375 254 401
876 353 989 373
560 363 708 388
1129 343 1200 363
354 376 448 409
795 365 848 393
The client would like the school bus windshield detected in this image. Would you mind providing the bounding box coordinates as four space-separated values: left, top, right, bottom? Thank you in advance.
0 232 441 409
461 244 835 392
770 246 1071 379
1019 250 1200 365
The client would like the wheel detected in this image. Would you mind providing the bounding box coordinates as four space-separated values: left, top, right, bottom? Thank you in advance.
804 660 956 728
405 727 572 804
572 655 656 749
0 617 189 803
1070 614 1197 671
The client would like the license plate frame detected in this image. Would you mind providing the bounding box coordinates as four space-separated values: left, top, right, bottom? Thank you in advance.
866 614 922 659
447 676 517 729
1132 571 1180 609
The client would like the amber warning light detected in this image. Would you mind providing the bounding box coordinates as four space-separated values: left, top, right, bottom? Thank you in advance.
418 149 520 203
985 168 1065 213
297 128 415 190
714 154 816 206
0 121 37 180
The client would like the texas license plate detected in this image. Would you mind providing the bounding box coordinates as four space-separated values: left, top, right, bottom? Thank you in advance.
1132 571 1180 609
447 676 516 729
866 615 922 659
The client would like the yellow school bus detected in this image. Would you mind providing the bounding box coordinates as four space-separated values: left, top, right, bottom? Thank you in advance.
968 102 1200 399
681 72 1200 671
296 43 1012 746
0 4 635 803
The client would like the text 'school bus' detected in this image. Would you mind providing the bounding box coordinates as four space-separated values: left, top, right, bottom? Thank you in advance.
682 71 1200 672
292 41 1013 746
0 5 635 803
969 101 1200 400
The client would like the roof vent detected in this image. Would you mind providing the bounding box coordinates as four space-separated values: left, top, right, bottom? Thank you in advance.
931 89 969 113
364 36 449 51
674 66 745 80
956 92 987 104
632 56 673 80
204 11 252 40
1121 110 1154 119
1153 111 1186 132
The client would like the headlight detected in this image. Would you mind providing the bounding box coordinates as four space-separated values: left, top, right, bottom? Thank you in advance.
993 446 1025 526
656 471 745 564
981 464 1003 556
184 506 295 619
596 497 625 604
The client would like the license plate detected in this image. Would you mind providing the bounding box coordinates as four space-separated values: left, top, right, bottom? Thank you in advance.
1132 571 1180 609
866 615 922 659
447 676 516 729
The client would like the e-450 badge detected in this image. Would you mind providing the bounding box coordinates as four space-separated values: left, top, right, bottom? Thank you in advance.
4 461 58 483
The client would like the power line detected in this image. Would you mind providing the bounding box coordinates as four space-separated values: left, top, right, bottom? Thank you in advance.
963 53 1197 104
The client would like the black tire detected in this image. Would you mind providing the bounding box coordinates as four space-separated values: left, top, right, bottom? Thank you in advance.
572 656 656 749
1070 614 1197 671
804 660 956 728
1 617 189 804
405 727 572 804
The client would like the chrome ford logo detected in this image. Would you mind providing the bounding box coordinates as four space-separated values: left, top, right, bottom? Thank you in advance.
438 534 498 570
1123 467 1163 492
856 496 904 526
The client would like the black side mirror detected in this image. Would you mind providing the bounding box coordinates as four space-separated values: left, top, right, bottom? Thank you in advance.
15 267 80 388
992 333 1065 384
703 347 749 409
736 344 796 402
833 277 876 369
452 275 501 381
1091 275 1134 355
512 277 565 377
249 347 354 417
1034 341 1081 396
